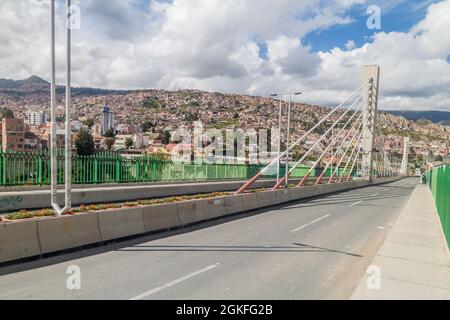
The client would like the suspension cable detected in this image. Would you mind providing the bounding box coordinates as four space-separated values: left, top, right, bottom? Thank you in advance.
275 102 364 189
345 146 363 182
315 114 364 184
295 108 365 187
328 118 364 183
235 81 370 194
288 91 368 187
338 132 364 182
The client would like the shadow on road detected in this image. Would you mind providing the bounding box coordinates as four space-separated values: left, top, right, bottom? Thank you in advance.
117 243 363 258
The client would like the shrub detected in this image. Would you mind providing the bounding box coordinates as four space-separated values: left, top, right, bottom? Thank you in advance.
6 211 34 221
33 209 56 217
123 202 138 207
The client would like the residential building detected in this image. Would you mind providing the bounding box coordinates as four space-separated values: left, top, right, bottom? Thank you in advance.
24 131 41 150
25 110 46 126
93 123 102 136
0 118 26 152
100 106 114 134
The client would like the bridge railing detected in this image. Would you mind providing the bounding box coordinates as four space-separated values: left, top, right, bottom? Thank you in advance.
426 165 450 248
0 149 353 187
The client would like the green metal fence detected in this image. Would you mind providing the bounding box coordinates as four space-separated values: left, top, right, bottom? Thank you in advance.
427 165 450 248
0 149 352 187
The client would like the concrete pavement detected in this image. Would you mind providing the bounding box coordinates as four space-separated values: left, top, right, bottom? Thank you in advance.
0 178 417 300
351 183 450 300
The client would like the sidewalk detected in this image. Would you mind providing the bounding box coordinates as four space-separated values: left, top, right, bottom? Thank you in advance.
351 183 450 300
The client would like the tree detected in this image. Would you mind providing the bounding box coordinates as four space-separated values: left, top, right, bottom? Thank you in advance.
82 118 95 129
124 137 133 149
141 121 154 132
75 128 95 156
103 128 116 138
105 137 115 150
0 107 14 119
162 130 171 144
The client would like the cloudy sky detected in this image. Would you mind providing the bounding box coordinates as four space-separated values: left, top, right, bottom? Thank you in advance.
1 0 450 111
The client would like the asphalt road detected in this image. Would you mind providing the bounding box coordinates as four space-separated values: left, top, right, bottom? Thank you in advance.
0 178 417 300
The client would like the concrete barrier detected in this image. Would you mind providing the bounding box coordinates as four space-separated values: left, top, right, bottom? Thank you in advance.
98 207 145 241
0 220 41 264
255 191 275 208
241 193 259 212
177 199 206 226
142 203 180 233
37 213 101 254
204 197 227 219
224 195 245 215
272 189 291 205
0 179 303 213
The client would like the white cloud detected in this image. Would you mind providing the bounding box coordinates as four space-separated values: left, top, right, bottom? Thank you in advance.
345 40 356 50
0 0 449 111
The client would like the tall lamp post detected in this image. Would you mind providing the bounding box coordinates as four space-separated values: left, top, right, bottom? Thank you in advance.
50 0 72 215
270 92 302 186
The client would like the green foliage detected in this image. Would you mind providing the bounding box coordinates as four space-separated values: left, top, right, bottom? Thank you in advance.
162 130 171 144
141 121 154 132
0 107 14 119
82 118 95 129
6 211 33 220
105 137 115 150
56 115 65 122
103 128 116 138
76 128 95 156
142 97 165 109
124 137 133 149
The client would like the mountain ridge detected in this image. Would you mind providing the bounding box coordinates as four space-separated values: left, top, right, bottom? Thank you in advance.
386 110 450 125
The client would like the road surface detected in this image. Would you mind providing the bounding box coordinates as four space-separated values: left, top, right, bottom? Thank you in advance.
0 178 417 300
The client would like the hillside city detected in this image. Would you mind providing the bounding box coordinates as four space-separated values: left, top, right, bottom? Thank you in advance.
0 76 448 166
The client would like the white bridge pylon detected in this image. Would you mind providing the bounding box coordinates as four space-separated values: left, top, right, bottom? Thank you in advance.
235 65 382 195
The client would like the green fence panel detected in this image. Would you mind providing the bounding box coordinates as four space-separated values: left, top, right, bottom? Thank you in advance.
427 165 450 248
0 149 360 188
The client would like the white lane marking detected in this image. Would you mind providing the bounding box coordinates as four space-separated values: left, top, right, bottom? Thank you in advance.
129 263 221 300
349 200 364 207
371 192 380 197
291 214 331 232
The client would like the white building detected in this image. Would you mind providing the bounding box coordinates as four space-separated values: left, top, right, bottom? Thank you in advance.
100 106 114 134
114 135 132 150
133 133 149 149
25 110 46 126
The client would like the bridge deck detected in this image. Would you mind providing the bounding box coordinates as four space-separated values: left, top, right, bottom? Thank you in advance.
0 178 419 299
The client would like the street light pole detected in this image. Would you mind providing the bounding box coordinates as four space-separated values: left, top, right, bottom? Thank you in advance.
50 0 72 215
50 0 57 211
285 94 291 186
277 94 283 182
285 92 302 187
271 92 302 187
65 0 72 210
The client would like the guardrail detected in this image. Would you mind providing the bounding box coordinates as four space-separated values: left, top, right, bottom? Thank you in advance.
0 149 351 187
426 165 449 248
